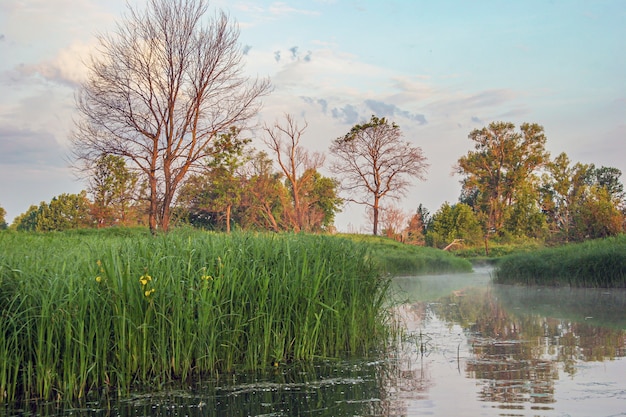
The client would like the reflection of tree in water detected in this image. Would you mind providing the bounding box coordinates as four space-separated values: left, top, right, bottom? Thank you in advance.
374 302 435 415
432 287 626 408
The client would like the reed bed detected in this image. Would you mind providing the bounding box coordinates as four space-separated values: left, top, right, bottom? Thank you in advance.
493 234 626 287
0 229 393 404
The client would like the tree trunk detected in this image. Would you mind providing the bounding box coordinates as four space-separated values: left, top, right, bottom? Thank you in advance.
372 198 380 235
226 204 231 233
149 174 159 234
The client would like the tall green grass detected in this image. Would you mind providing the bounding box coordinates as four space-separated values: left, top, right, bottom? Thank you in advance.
0 229 394 404
493 234 626 287
337 234 473 276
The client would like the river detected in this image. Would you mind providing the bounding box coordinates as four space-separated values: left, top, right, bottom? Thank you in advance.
4 266 626 416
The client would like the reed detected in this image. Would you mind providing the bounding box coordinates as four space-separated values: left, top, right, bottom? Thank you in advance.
0 229 394 404
493 234 626 287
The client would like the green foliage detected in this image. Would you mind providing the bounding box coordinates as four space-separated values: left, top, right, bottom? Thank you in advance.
541 153 625 243
302 169 343 230
571 186 624 240
0 230 393 404
11 193 93 232
88 154 143 227
338 233 472 276
452 237 543 259
0 205 6 230
426 202 483 248
456 122 549 235
503 182 548 239
494 234 626 287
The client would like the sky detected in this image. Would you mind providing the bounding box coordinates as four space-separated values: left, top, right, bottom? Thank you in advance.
1 0 625 232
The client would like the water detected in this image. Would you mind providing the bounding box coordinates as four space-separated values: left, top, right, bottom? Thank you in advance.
4 267 626 416
392 266 626 416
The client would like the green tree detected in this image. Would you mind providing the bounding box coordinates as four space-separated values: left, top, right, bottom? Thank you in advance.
541 153 624 242
503 181 548 239
12 193 93 232
177 127 251 232
426 202 483 248
88 154 142 227
238 150 290 232
456 122 549 252
540 153 593 242
571 186 624 240
72 0 271 234
11 205 38 231
297 169 343 232
330 115 428 235
0 205 7 230
591 166 625 205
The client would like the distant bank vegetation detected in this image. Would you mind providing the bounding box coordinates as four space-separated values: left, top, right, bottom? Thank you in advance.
494 234 626 288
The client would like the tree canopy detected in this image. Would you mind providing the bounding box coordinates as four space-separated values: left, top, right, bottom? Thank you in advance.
0 205 7 230
455 122 549 250
72 0 271 233
330 115 428 235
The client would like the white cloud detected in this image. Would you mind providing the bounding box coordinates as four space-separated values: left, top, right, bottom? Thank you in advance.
16 40 93 87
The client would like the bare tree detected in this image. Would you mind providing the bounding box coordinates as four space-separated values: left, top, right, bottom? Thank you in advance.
72 0 271 233
379 205 407 240
330 115 428 235
263 114 325 232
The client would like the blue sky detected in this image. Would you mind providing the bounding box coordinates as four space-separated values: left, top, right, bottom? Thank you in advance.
1 0 624 231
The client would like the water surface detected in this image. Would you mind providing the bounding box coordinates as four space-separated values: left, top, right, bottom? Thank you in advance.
392 266 626 416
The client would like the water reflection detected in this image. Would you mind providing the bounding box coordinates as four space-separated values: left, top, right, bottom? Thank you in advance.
2 361 392 417
394 268 626 416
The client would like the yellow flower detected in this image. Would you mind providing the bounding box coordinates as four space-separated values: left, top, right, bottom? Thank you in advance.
96 276 102 283
201 274 212 281
144 288 155 297
96 260 102 267
139 275 152 286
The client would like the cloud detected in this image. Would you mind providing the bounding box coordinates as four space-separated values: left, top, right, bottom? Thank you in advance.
331 104 359 125
289 46 298 59
456 89 517 108
317 98 328 113
0 126 67 167
0 34 5 41
365 99 427 124
10 40 92 88
242 44 252 55
274 50 281 62
300 96 328 113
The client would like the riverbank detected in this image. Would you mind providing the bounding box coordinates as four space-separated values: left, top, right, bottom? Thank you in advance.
338 233 473 276
493 234 626 287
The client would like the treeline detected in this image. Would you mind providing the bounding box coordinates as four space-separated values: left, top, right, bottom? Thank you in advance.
4 150 342 234
418 122 625 251
1 122 624 250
